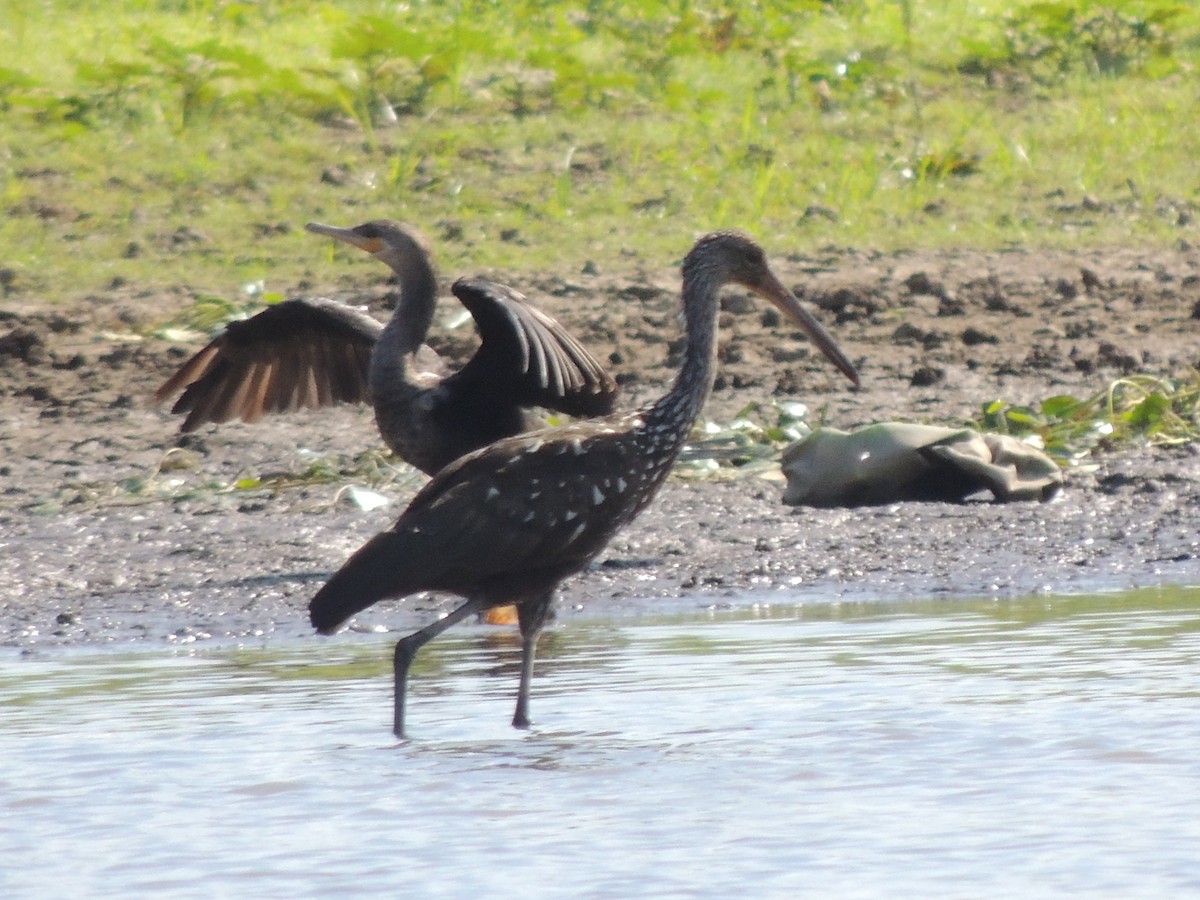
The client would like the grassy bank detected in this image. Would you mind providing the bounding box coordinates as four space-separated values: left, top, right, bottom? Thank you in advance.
2 0 1198 302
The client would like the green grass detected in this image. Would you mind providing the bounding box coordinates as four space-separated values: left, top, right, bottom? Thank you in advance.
2 0 1198 303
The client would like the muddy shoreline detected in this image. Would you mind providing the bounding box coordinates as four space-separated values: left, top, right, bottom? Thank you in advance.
3 243 1199 649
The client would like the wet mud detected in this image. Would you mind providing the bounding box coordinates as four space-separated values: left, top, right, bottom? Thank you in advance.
3 244 1199 647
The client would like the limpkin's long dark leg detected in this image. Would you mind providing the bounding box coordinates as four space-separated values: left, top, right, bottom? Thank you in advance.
512 592 554 729
393 597 490 738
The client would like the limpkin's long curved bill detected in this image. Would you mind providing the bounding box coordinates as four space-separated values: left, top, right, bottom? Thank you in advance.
756 271 860 386
306 221 384 255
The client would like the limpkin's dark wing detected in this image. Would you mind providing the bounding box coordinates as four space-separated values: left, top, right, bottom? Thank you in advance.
441 278 618 418
310 422 637 633
156 298 383 432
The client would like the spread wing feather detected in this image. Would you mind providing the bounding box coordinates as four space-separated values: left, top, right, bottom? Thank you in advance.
444 278 618 419
156 298 383 431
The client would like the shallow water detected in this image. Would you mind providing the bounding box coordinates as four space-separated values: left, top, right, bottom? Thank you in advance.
3 586 1200 898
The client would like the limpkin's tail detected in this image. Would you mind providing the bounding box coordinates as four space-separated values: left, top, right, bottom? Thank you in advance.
309 531 424 634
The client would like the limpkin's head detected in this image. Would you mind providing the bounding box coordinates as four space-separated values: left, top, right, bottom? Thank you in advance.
684 231 860 386
305 220 434 278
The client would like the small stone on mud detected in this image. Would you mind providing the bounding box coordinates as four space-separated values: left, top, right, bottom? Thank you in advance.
904 272 946 298
99 346 135 369
910 366 945 386
1056 278 1079 299
18 384 60 404
937 296 965 316
892 323 927 345
52 353 87 371
1023 345 1063 370
1097 342 1138 372
0 327 47 365
962 327 999 346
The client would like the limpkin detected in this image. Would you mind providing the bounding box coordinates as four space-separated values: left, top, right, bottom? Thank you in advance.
155 220 618 476
309 231 860 737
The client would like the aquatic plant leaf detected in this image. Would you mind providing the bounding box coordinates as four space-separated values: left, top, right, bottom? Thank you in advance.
1124 392 1170 429
1040 395 1082 417
1004 408 1038 427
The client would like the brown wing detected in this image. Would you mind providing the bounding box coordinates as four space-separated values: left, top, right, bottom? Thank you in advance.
156 298 384 432
442 278 618 418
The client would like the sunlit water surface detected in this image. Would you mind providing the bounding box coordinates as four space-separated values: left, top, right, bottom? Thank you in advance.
3 587 1200 898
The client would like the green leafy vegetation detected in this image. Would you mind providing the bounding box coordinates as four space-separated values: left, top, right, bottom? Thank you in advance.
962 1 1188 81
976 371 1200 462
2 0 1198 303
677 400 824 478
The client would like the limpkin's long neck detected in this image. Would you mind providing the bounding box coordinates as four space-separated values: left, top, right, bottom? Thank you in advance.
370 253 438 395
643 269 721 443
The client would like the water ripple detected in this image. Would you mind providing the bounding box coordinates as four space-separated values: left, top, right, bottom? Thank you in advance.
2 585 1199 897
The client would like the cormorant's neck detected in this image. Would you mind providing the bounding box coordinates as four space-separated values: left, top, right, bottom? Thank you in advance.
379 256 438 358
371 255 438 396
